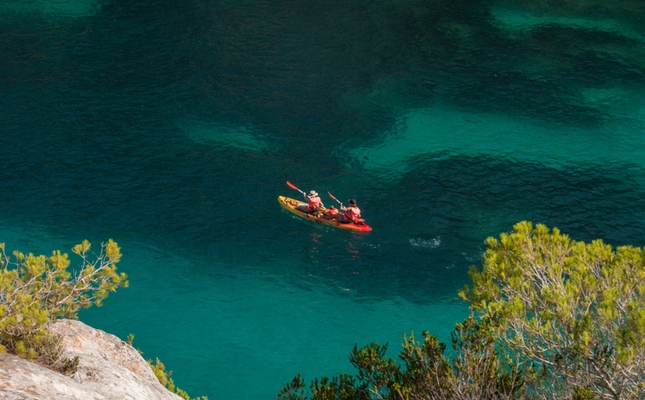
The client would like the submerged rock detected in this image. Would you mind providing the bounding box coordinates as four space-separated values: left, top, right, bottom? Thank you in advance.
0 319 182 400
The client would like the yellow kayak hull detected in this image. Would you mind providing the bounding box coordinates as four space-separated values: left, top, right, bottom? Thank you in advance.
278 196 372 232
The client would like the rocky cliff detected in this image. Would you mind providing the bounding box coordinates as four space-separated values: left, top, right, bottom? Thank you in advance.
0 319 183 400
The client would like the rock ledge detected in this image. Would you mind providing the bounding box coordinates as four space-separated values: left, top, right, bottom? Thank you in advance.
0 319 182 400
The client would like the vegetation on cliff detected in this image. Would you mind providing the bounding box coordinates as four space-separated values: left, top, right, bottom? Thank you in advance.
0 239 206 399
0 239 127 372
148 356 208 400
278 222 645 399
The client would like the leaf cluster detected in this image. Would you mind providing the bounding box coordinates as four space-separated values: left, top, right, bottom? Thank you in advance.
461 221 645 399
278 321 523 400
148 357 209 400
0 240 128 373
279 222 645 400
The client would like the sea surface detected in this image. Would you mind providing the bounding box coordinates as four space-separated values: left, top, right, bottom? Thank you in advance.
1 0 644 398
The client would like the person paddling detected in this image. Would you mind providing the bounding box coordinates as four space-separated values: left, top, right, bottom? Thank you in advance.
296 190 324 214
338 199 361 224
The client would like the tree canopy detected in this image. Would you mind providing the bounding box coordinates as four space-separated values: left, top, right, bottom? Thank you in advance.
0 240 208 399
278 222 645 400
0 239 127 370
462 221 645 399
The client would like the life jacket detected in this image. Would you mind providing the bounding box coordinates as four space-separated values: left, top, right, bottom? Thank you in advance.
343 205 361 221
307 196 323 211
326 207 340 215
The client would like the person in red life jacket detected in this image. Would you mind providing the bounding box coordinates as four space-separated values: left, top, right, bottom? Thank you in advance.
322 205 340 220
296 190 324 214
338 198 361 223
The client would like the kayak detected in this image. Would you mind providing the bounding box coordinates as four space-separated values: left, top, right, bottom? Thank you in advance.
278 195 372 232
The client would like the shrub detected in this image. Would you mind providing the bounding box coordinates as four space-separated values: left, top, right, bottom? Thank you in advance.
0 240 127 374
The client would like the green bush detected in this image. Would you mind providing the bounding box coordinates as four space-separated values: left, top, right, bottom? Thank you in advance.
279 222 645 399
0 240 208 399
0 240 127 374
148 356 208 400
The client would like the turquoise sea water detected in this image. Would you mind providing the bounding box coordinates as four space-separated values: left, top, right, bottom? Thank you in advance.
1 0 644 398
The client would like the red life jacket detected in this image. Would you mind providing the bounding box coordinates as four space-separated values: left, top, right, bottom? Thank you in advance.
307 196 322 211
343 205 361 221
326 207 340 215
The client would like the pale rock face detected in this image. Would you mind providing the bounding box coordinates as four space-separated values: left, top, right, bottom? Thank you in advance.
0 319 183 400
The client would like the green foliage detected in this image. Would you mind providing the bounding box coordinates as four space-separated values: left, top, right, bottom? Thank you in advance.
0 240 127 374
278 373 309 399
58 355 80 375
461 221 645 399
0 240 208 398
279 326 522 400
148 357 208 400
280 222 645 400
127 334 205 399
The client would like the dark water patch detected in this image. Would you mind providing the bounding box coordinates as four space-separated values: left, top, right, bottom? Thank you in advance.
394 154 645 247
450 70 607 126
7 0 642 159
5 0 645 144
92 0 497 145
525 25 645 83
489 0 645 20
439 23 645 126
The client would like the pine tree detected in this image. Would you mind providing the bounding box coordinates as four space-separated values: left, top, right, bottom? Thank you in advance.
0 239 128 372
279 222 645 399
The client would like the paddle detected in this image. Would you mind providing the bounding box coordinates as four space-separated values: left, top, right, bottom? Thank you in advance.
327 191 342 205
328 191 365 224
286 181 305 195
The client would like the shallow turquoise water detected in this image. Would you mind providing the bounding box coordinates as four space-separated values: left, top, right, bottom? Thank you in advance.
1 0 644 398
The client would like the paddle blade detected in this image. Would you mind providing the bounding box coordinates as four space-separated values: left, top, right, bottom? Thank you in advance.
287 181 303 193
327 191 341 204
